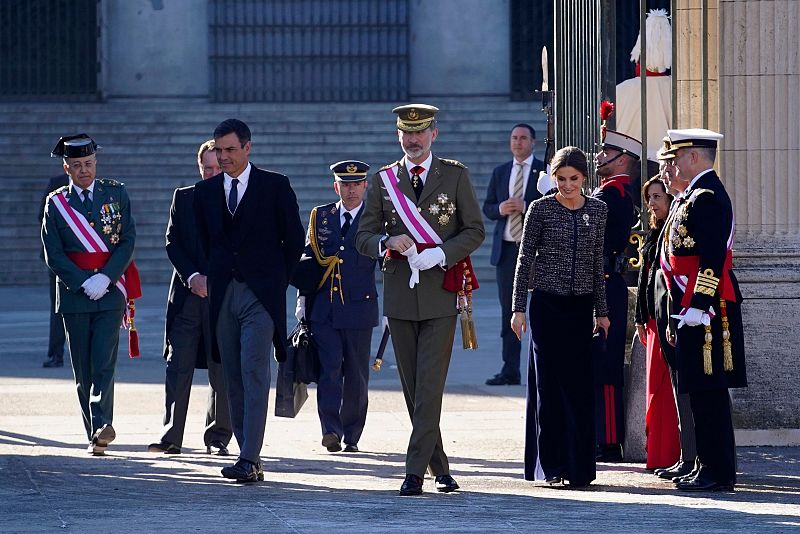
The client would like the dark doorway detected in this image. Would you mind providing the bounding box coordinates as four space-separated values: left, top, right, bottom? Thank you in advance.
0 0 99 101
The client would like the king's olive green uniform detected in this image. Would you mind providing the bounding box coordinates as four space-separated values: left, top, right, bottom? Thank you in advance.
355 156 484 477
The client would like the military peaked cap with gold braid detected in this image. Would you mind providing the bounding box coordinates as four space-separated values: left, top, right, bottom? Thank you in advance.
330 160 370 182
392 104 439 132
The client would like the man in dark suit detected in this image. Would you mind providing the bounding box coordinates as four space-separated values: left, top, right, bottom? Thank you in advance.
661 128 746 492
148 140 232 456
39 173 70 368
295 160 379 453
482 123 545 386
194 119 305 482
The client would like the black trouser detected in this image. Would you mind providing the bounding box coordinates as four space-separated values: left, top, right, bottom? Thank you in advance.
495 240 521 381
690 389 736 483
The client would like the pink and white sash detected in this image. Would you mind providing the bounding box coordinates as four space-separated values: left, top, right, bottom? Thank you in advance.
52 192 127 299
379 165 443 245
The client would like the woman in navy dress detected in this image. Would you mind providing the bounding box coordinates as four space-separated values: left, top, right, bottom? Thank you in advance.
511 146 609 487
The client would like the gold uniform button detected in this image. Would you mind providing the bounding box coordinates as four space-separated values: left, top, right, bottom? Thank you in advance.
89 222 95 227
339 246 345 251
333 287 339 292
339 259 344 264
366 295 370 299
335 274 341 279
93 268 99 273
417 207 422 212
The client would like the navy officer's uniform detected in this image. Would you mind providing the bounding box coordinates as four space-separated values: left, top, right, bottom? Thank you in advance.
302 161 379 452
661 129 746 491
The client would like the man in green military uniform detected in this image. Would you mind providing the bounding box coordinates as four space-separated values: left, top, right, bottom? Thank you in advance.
41 134 138 455
355 104 485 496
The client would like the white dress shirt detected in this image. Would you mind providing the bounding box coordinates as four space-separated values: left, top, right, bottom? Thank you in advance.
403 152 433 185
336 201 363 229
224 162 252 214
72 180 96 203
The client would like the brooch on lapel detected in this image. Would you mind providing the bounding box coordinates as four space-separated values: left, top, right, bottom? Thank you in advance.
582 213 590 226
428 193 456 227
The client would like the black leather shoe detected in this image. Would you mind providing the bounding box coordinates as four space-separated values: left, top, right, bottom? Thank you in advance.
654 460 681 477
673 465 701 484
676 477 734 492
596 443 624 462
42 357 64 368
221 459 263 482
89 424 115 455
148 441 181 454
343 444 359 453
206 440 229 456
322 432 342 452
485 374 521 386
544 476 562 486
399 474 424 496
434 475 460 493
658 461 693 480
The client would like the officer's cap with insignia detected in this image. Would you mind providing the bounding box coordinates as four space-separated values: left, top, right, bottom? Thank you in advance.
392 104 439 132
665 128 724 155
330 160 369 182
600 129 642 160
656 136 674 161
51 134 100 159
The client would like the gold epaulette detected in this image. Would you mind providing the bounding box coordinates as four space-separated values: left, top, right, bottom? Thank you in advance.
378 160 402 171
439 158 467 169
687 188 714 205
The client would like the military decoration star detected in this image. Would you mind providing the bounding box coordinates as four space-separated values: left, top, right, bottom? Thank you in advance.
683 236 696 248
678 225 688 237
110 234 120 244
430 194 455 227
102 224 112 235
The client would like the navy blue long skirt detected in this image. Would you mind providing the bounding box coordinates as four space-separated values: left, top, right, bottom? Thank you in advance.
524 290 596 485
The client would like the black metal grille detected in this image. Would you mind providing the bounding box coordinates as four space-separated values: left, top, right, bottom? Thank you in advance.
0 0 98 100
209 0 409 102
553 0 616 190
510 1 554 101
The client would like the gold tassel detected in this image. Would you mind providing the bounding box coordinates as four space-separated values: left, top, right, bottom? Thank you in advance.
461 266 478 350
720 300 733 371
703 325 713 375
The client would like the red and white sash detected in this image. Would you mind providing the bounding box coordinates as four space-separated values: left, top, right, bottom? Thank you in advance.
379 165 442 245
52 192 128 300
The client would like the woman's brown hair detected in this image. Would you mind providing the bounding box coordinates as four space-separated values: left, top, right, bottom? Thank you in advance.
643 176 673 229
550 146 589 179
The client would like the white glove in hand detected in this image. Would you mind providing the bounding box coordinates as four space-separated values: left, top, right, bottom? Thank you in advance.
409 247 445 271
401 246 419 288
82 273 111 301
671 307 710 329
537 170 555 195
294 296 306 322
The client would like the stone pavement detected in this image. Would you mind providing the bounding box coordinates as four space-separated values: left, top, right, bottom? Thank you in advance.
1 284 798 532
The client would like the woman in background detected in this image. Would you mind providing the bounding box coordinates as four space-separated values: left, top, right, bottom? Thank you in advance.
512 146 609 488
634 176 679 470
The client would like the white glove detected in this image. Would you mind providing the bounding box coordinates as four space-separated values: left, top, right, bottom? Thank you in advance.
401 246 420 288
537 170 555 195
409 247 445 271
295 296 306 322
82 273 111 301
671 307 711 329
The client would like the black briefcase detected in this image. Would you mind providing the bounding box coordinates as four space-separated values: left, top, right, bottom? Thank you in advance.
290 321 320 385
275 358 308 418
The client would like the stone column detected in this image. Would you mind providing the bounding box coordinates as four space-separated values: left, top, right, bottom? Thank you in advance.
408 0 510 97
674 0 800 436
102 0 209 99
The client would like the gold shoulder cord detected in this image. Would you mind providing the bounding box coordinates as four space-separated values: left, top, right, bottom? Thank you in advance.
308 207 344 304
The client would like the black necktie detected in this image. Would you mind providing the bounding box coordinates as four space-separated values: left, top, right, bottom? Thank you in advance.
81 189 92 213
228 178 239 214
340 212 352 239
410 165 425 200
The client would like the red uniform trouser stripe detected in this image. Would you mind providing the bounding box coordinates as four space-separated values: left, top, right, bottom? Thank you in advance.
604 385 617 444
